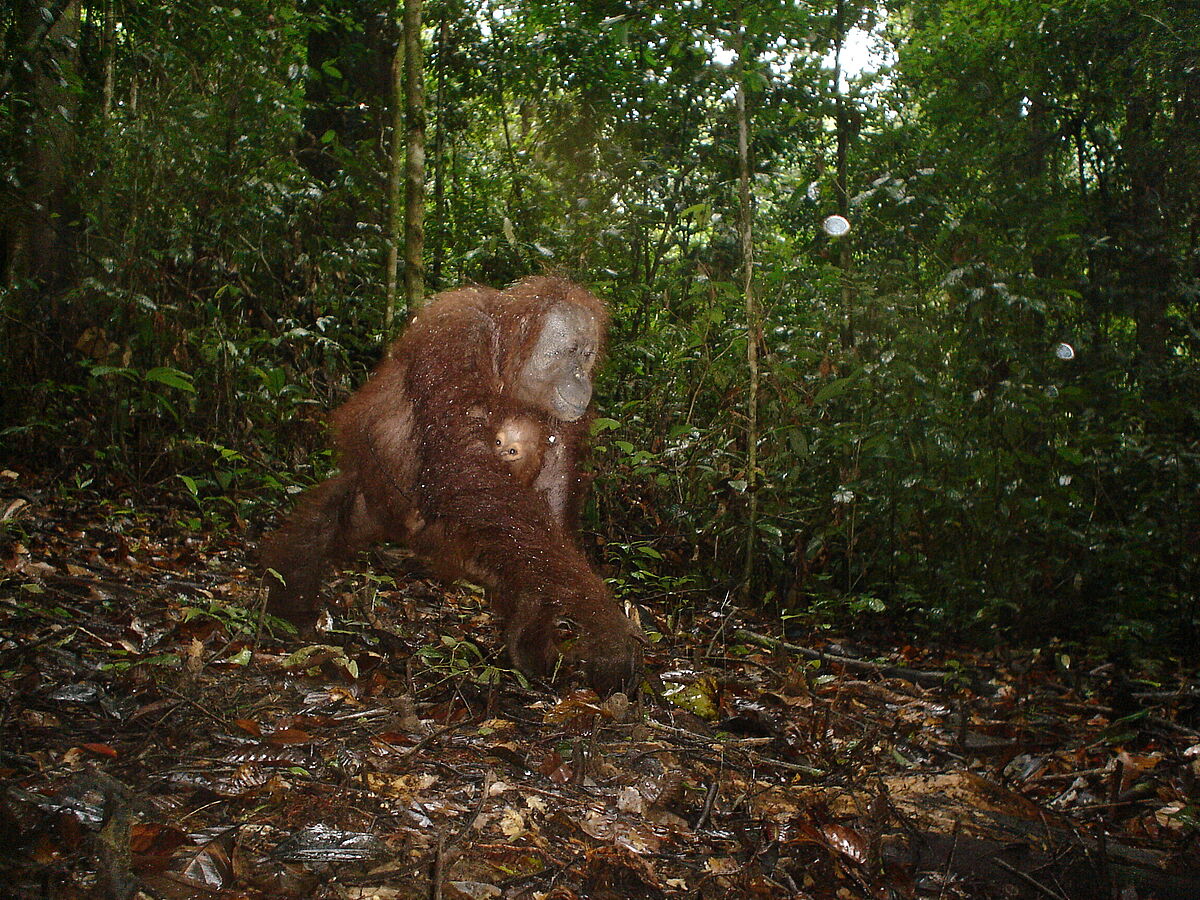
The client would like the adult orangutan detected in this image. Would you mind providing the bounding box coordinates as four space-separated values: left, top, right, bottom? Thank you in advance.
262 276 643 693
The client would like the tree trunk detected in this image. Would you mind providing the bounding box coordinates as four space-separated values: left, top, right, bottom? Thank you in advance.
384 37 404 338
4 0 80 292
1 0 81 387
734 25 760 594
101 0 116 119
403 0 426 315
1122 90 1171 376
430 14 450 289
833 0 856 351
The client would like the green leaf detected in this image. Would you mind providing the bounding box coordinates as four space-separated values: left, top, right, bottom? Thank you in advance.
757 522 783 541
139 653 182 668
145 367 196 393
89 365 136 379
814 375 859 404
663 675 719 720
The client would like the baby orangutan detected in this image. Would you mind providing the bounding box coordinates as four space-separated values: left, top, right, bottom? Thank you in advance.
493 416 545 487
404 415 546 539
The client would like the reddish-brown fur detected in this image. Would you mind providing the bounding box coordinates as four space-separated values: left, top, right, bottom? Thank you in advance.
494 415 544 487
262 277 642 692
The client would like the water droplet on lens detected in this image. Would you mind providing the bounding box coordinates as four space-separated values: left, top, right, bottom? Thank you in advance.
823 215 850 237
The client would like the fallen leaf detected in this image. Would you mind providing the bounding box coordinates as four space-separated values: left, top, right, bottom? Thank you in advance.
266 728 312 745
705 857 739 874
617 786 645 815
498 807 526 838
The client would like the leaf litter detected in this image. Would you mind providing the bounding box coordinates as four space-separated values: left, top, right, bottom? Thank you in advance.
1 479 1198 899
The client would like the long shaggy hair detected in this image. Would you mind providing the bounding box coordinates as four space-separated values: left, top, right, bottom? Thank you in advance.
262 277 641 692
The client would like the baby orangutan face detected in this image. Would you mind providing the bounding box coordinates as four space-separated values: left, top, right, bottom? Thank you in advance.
494 416 543 485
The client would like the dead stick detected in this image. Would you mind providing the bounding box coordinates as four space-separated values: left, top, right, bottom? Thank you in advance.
990 857 1068 900
450 770 495 848
430 831 445 900
733 629 950 689
694 780 719 831
431 770 494 899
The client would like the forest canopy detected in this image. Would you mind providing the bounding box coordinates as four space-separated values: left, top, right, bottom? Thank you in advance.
2 0 1197 654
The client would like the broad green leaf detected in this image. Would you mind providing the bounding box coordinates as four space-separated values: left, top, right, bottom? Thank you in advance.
814 375 859 404
145 367 196 393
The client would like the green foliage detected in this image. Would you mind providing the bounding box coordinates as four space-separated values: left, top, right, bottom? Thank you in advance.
283 643 360 679
417 634 519 687
1 0 1195 656
179 599 269 638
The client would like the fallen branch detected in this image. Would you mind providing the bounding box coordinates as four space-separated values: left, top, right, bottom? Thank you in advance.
733 629 953 690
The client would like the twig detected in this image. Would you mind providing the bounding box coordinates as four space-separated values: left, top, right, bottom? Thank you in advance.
643 720 825 776
938 821 960 900
161 686 231 729
0 631 64 665
702 591 734 660
693 779 719 831
1028 767 1111 783
401 722 466 772
430 769 494 900
737 752 824 777
734 628 952 689
990 857 1068 900
645 719 714 744
450 769 495 848
430 830 445 900
1132 688 1200 701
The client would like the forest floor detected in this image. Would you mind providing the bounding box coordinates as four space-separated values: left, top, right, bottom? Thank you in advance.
1 472 1198 900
